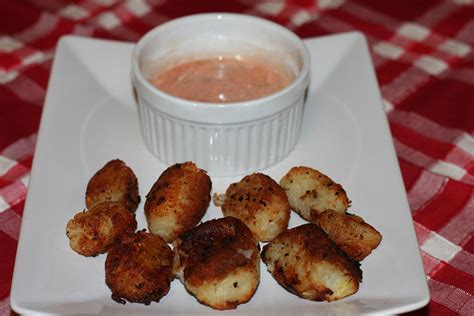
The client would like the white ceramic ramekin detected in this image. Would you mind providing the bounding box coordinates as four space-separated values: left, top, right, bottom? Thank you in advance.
131 13 310 176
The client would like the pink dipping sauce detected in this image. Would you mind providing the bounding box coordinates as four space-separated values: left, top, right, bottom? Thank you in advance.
150 57 294 103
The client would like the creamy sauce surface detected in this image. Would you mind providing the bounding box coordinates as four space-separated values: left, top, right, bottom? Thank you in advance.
150 57 293 103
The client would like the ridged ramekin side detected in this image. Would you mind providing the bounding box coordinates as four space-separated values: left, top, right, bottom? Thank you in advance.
137 96 305 176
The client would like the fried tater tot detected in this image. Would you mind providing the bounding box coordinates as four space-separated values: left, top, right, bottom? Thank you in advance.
105 230 174 305
261 223 361 302
66 202 137 257
145 162 211 243
280 166 350 221
173 217 260 310
219 173 290 242
315 210 382 261
85 159 140 212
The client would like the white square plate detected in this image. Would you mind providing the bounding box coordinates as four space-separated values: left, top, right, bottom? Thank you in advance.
11 33 429 315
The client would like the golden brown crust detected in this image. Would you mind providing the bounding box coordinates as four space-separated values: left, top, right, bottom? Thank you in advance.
221 173 290 242
173 217 259 310
280 166 350 221
261 223 361 302
174 217 258 285
66 202 137 257
144 162 211 242
315 210 382 261
85 159 140 212
105 230 174 305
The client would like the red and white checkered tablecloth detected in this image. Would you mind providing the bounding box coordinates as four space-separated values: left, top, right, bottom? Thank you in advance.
1 0 473 315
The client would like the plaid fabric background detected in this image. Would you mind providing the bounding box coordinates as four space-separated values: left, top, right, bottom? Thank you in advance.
1 0 473 315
